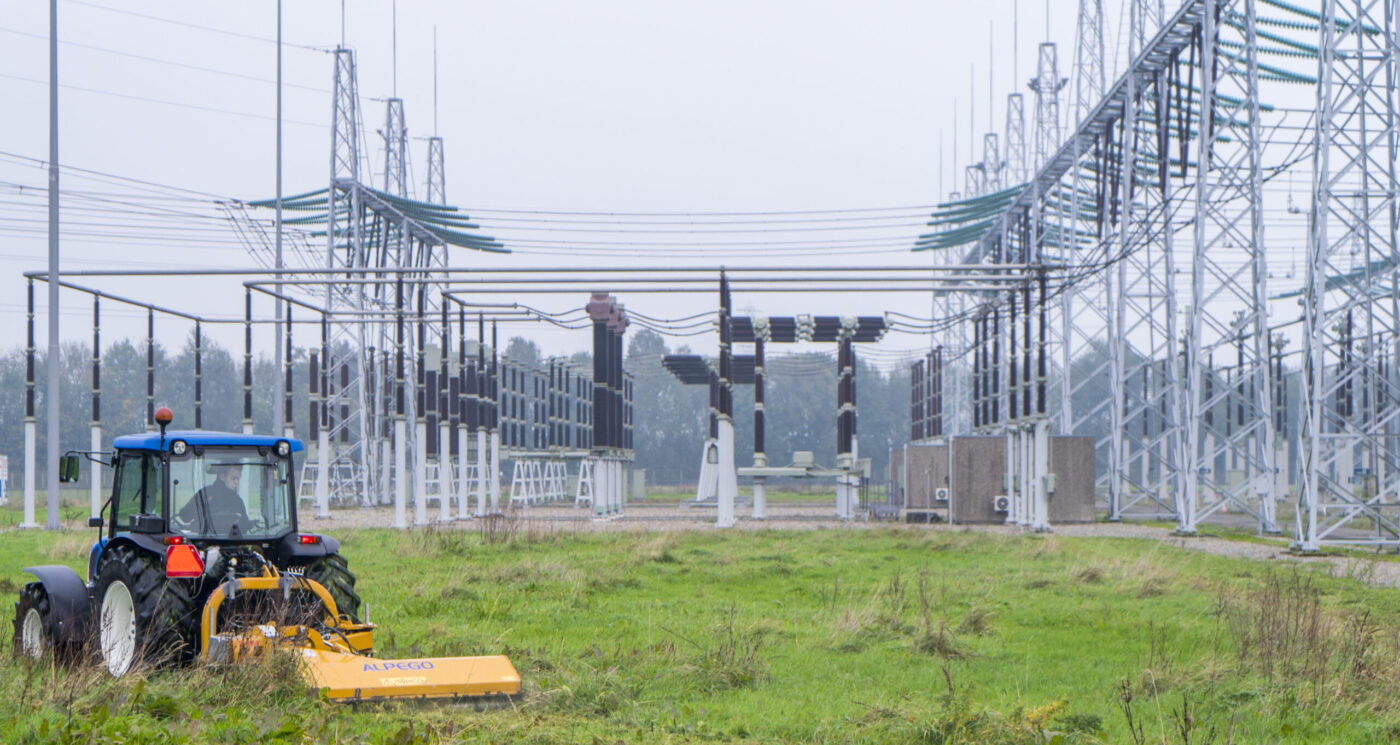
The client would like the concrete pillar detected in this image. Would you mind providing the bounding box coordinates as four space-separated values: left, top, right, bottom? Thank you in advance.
752 476 767 520
1021 428 1033 527
393 417 407 529
22 420 37 529
414 419 428 525
716 420 736 527
439 419 453 522
90 424 101 520
1030 420 1050 532
490 430 501 512
475 429 488 516
594 458 607 517
1007 430 1019 526
315 427 330 517
378 423 392 508
457 424 471 519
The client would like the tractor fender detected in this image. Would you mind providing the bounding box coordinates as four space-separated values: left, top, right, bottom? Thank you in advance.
22 565 91 644
105 533 168 559
276 532 341 563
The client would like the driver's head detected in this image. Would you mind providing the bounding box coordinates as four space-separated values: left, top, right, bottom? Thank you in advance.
217 467 241 490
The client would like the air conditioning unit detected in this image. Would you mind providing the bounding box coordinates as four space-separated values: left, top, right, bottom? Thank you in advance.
934 487 949 502
992 494 1011 513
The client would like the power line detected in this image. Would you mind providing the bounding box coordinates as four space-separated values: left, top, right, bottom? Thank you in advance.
0 26 329 93
63 0 333 53
0 150 238 200
471 211 941 227
0 73 328 129
464 204 943 218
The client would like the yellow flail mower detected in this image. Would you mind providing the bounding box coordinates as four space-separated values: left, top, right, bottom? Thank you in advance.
11 411 520 704
198 563 520 703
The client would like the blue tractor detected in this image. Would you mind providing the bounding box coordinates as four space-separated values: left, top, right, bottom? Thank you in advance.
11 407 360 676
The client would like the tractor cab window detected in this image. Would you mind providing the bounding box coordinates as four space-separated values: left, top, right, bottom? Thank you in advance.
168 447 293 541
112 452 161 532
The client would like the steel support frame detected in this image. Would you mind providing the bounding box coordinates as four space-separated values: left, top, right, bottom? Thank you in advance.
1300 0 1400 550
1179 0 1277 535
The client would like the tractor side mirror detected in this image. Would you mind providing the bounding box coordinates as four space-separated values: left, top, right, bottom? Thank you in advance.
59 454 81 483
87 517 103 529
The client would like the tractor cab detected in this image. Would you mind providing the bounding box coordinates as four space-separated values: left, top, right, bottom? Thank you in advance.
60 407 317 588
105 430 301 544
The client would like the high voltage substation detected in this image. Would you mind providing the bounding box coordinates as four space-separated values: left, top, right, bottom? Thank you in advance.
7 0 1400 556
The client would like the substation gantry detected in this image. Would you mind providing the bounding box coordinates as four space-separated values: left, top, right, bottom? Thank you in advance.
911 0 1400 551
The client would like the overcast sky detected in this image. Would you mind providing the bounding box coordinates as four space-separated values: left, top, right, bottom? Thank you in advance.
1 1 1127 366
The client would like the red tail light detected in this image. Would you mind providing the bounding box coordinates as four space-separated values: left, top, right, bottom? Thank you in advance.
298 534 320 545
163 536 183 545
165 544 204 578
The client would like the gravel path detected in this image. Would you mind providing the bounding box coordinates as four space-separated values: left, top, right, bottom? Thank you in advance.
298 501 1400 589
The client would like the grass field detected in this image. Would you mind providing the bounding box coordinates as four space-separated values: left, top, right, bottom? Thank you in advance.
2 525 1399 744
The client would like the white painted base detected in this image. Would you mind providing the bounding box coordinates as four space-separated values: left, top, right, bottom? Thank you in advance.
21 419 37 529
393 417 408 529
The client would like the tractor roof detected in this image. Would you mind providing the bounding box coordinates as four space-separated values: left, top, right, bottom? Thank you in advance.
111 431 306 453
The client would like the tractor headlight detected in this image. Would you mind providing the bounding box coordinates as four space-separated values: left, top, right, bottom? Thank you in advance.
170 440 187 456
276 440 290 458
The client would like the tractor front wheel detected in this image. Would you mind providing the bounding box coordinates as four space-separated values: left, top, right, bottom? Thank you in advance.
303 553 361 622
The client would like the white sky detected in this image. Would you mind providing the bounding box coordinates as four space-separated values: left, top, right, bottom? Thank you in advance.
0 1 1123 368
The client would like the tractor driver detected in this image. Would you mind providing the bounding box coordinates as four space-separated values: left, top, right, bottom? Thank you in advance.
179 465 251 535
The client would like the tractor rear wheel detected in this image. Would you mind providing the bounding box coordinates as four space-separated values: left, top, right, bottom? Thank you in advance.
303 553 361 622
93 545 201 677
12 582 57 660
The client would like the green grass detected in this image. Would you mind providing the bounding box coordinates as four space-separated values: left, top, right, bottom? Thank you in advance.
0 490 91 529
3 526 1400 743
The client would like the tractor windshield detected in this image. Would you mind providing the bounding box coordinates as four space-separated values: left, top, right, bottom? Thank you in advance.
168 447 293 541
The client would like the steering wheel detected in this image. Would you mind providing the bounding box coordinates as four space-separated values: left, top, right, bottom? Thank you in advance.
205 505 252 536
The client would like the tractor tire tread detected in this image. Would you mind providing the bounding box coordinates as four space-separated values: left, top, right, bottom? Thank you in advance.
11 582 55 660
303 553 361 622
95 545 202 668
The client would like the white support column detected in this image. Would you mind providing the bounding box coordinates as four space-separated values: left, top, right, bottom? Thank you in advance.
606 461 614 514
414 418 428 525
609 461 620 515
716 420 737 527
1024 427 1035 527
315 427 330 517
475 430 487 515
378 421 392 506
850 435 860 520
752 476 767 520
1031 419 1051 531
393 417 407 528
457 424 470 519
618 461 627 514
1008 428 1019 526
22 420 36 529
595 458 608 516
695 440 718 501
438 420 453 522
489 430 501 513
89 424 101 520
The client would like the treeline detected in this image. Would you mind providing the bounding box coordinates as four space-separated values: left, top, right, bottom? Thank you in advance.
0 328 915 488
0 328 1306 491
0 332 315 486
